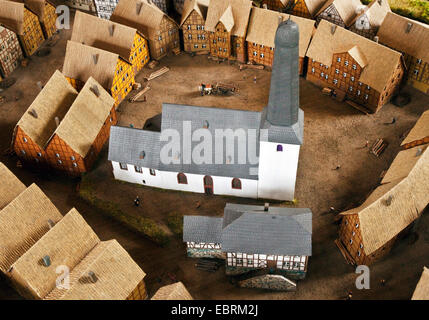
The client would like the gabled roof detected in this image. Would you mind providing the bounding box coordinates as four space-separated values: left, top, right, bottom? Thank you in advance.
306 20 403 92
71 11 143 62
338 45 368 68
348 0 390 28
0 183 63 273
183 216 223 243
218 5 234 32
401 110 429 147
10 208 100 299
63 41 120 90
316 0 362 26
0 0 25 34
16 70 78 150
299 0 327 16
0 162 26 210
246 7 315 57
412 267 429 300
44 240 146 300
53 77 115 157
152 282 193 300
180 0 208 26
205 0 252 37
377 12 429 62
10 0 53 21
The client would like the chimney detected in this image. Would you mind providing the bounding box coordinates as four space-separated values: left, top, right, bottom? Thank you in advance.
263 3 267 9
266 20 299 126
406 22 413 33
88 271 98 283
47 219 55 229
29 108 38 119
42 255 51 267
374 35 379 43
278 15 283 25
92 54 99 65
90 85 100 97
331 24 337 34
108 24 114 36
136 2 142 14
264 203 269 212
55 116 60 127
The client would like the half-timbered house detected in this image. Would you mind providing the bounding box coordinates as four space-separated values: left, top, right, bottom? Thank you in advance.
183 203 312 280
63 40 135 106
64 0 97 13
315 0 361 27
377 12 429 95
0 0 45 56
205 0 252 62
12 70 117 175
287 0 326 19
180 0 209 53
71 11 149 74
412 267 429 300
246 7 315 73
306 20 404 113
111 0 180 60
262 0 289 12
347 0 390 39
94 0 119 19
0 26 23 78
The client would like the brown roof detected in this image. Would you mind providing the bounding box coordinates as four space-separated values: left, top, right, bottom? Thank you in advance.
53 77 115 157
180 0 208 26
45 240 146 300
62 40 120 90
316 0 362 26
0 0 25 34
0 183 63 274
401 110 429 147
341 45 368 68
348 0 390 28
10 0 53 20
219 5 234 32
0 162 26 210
151 282 193 300
111 0 177 39
205 0 252 37
10 208 100 299
377 12 429 62
306 20 403 92
246 7 315 57
71 11 142 62
16 70 78 149
301 0 327 16
341 145 429 255
412 267 429 300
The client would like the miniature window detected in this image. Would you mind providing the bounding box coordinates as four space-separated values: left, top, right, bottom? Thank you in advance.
236 43 240 47
236 258 243 265
353 64 357 70
55 153 60 158
335 69 339 74
37 152 42 157
349 239 353 244
177 173 188 184
187 25 191 30
203 120 209 129
188 34 192 40
72 163 77 168
414 69 419 75
337 57 341 62
160 48 164 53
224 48 227 52
21 150 26 155
232 178 242 190
196 25 200 30
260 53 264 58
321 72 324 77
135 166 143 173
57 160 62 165
333 79 338 84
366 85 371 90
343 72 347 78
158 36 162 41
357 90 361 96
202 35 206 40
320 63 323 67
70 156 75 161
194 44 198 49
23 137 27 143
253 51 257 56
349 86 353 92
202 26 205 30
357 251 361 257
202 44 206 48
277 145 283 152
351 76 355 82
365 94 369 100
360 243 363 249
120 163 128 170
311 67 315 73
358 82 362 86
417 59 422 64
345 61 349 66
150 169 156 176
355 223 359 228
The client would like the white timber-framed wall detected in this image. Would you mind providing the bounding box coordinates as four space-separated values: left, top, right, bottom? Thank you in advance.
226 252 308 271
186 242 222 249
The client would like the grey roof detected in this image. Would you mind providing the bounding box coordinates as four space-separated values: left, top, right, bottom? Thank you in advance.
108 126 160 169
183 216 223 243
158 103 262 180
261 108 304 145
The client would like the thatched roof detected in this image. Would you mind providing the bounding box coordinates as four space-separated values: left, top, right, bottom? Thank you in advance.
0 183 62 274
246 7 315 57
180 0 208 26
0 0 24 34
16 70 78 149
71 11 143 62
10 208 100 299
341 146 429 255
63 41 120 91
412 267 429 300
205 0 252 37
316 0 362 26
377 12 429 62
0 162 26 210
151 282 193 300
44 240 146 300
53 77 115 157
401 110 429 147
348 0 390 28
306 19 403 93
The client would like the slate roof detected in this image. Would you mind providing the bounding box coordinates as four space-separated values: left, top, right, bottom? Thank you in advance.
183 216 223 243
261 108 304 145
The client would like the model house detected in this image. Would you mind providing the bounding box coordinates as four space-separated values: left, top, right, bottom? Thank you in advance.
0 164 147 300
401 110 429 149
71 11 149 74
180 0 209 53
315 0 361 27
262 0 289 12
377 12 429 95
63 40 135 106
111 0 180 60
108 20 304 201
183 203 312 279
205 0 252 62
348 0 390 39
151 282 193 300
246 7 315 73
0 0 45 56
306 20 404 113
150 0 169 13
412 267 429 300
64 0 97 13
94 0 119 19
336 113 429 266
12 70 117 175
0 26 23 78
287 0 327 19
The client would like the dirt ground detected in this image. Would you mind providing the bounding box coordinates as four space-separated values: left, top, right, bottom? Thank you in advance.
0 18 428 300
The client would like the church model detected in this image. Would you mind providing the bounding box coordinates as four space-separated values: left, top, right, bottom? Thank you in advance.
108 19 304 201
